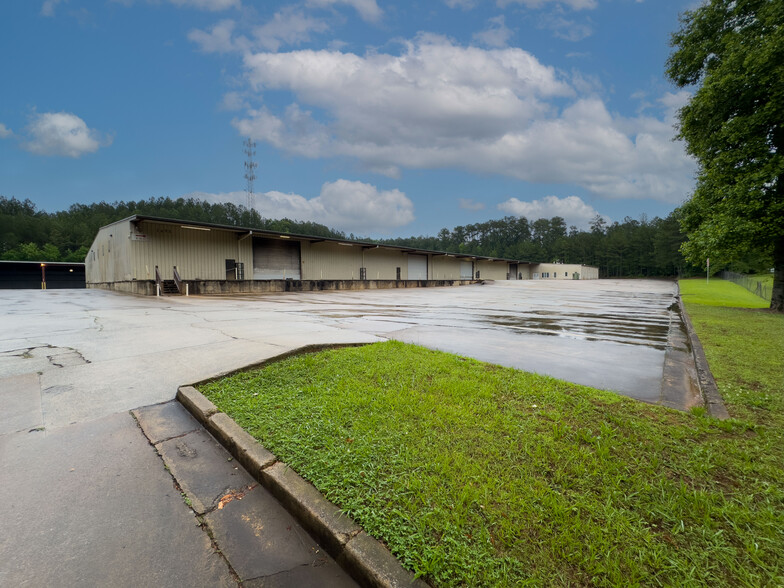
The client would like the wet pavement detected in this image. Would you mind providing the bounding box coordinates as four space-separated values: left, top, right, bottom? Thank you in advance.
241 279 682 402
0 280 697 586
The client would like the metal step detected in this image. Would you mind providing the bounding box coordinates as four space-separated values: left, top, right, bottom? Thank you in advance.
161 280 180 295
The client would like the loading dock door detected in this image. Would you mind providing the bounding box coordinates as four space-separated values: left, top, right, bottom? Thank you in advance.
508 263 518 279
253 238 301 280
460 261 473 279
408 254 427 280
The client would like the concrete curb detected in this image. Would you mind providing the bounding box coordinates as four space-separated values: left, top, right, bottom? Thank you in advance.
675 293 730 420
176 384 428 588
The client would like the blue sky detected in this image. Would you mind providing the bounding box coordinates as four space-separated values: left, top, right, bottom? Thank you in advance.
0 0 697 237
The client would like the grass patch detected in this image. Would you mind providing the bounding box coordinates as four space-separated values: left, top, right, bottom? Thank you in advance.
679 277 770 308
201 331 783 586
752 273 774 290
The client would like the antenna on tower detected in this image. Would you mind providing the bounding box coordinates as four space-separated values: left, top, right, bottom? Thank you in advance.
243 138 258 215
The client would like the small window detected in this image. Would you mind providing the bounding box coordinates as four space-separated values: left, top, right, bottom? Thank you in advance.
565 272 568 277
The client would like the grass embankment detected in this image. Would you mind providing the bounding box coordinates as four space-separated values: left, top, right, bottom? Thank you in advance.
201 281 783 587
681 277 770 308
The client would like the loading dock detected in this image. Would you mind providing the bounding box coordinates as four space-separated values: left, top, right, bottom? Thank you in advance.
253 237 301 280
84 215 597 295
407 254 427 280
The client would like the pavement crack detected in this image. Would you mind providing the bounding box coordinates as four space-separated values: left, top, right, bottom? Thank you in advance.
246 561 327 583
152 428 201 445
0 345 48 359
205 483 258 514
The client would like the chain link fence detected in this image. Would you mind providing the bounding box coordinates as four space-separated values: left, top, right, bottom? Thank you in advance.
720 271 772 302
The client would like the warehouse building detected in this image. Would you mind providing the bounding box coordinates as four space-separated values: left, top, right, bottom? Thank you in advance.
85 215 596 295
532 263 599 280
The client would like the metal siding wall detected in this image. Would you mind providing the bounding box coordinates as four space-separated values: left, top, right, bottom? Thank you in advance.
518 264 531 279
301 241 363 280
582 265 599 279
363 248 406 280
86 221 132 283
475 260 509 280
528 263 597 279
85 226 107 283
430 256 462 280
134 222 246 280
110 221 133 281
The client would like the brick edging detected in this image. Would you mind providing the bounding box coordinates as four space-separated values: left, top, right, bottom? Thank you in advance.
176 384 428 588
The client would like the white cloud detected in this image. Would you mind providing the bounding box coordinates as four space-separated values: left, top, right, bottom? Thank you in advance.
188 179 414 233
219 91 249 111
306 0 382 22
499 0 597 9
112 0 239 11
0 123 13 139
539 14 593 41
22 112 112 158
41 0 65 17
658 89 691 112
446 0 598 8
498 195 608 228
253 7 329 51
168 0 240 10
444 0 478 8
473 15 513 48
232 35 695 203
189 9 329 54
188 19 244 53
459 198 486 211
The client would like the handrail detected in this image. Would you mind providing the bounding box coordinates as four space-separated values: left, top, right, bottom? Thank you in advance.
154 265 162 296
173 265 183 294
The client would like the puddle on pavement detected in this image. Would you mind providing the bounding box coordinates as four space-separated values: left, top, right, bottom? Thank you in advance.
484 314 670 350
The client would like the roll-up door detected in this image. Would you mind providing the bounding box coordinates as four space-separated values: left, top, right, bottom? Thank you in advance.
407 254 427 280
253 237 301 279
460 261 473 279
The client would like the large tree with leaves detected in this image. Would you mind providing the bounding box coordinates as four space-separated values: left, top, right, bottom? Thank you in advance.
667 0 784 311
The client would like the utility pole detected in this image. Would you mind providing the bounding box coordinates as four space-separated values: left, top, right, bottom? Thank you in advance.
243 138 258 215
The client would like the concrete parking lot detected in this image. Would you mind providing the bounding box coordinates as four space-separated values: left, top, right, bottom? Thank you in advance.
0 280 696 586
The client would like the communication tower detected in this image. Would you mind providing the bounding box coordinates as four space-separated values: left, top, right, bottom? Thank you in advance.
243 138 258 213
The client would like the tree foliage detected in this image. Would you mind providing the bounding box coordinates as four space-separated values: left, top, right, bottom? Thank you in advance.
377 213 702 278
0 195 715 278
0 195 345 262
667 0 784 310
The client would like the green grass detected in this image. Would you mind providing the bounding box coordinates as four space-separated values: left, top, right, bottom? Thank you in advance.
753 273 774 289
200 283 784 587
679 277 770 308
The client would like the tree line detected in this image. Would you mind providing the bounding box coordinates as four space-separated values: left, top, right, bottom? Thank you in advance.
376 213 705 278
2 194 771 279
0 196 346 262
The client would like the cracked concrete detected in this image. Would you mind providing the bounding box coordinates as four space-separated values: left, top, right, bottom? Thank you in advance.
1 282 697 587
1 288 375 587
134 401 356 586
